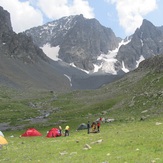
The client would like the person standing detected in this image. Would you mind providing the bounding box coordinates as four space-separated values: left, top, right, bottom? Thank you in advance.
58 126 62 136
91 122 96 132
87 121 90 134
65 125 70 136
97 121 100 132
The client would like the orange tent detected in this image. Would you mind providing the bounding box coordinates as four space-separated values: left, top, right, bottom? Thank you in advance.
0 136 8 145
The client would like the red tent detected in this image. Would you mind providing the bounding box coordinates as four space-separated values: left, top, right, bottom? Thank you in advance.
21 128 42 137
46 128 61 138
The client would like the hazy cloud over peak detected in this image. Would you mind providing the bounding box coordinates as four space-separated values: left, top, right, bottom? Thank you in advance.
37 0 94 20
0 0 94 33
0 0 43 33
106 0 157 35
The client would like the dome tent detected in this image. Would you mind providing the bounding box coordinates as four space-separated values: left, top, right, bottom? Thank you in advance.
76 123 88 130
21 128 42 137
0 131 4 137
46 128 61 138
0 136 8 145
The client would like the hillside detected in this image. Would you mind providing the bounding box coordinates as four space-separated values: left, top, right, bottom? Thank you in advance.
0 6 72 92
0 6 125 91
0 6 163 131
1 6 163 91
0 53 162 130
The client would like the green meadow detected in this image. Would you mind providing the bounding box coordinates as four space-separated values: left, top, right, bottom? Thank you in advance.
0 71 163 162
1 118 163 163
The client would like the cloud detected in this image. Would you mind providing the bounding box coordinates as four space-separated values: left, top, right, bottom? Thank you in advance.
37 0 94 19
106 0 157 35
0 0 94 33
0 0 43 33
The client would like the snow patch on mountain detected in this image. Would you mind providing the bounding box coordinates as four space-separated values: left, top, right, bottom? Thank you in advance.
96 52 118 74
93 38 131 74
70 63 89 74
41 44 61 61
122 61 129 73
136 55 145 67
64 74 72 86
41 38 133 75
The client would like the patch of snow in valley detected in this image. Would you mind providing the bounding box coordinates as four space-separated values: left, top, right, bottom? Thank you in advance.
70 63 89 74
64 74 72 86
41 44 62 61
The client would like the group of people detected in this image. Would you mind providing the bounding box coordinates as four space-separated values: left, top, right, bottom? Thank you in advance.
87 118 101 134
59 117 102 136
58 125 70 136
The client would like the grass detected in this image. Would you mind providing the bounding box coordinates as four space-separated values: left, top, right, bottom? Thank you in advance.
0 70 163 162
1 117 163 163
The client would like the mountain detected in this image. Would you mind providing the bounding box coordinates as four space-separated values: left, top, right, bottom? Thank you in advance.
1 49 163 131
0 6 125 91
0 6 71 92
24 14 122 73
116 19 163 72
24 15 163 76
1 6 163 91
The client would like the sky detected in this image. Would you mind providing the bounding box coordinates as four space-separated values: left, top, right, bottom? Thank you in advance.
0 0 163 38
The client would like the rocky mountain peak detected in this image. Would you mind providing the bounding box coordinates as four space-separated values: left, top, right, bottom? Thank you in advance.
0 6 13 38
0 6 71 91
24 14 121 71
141 19 154 28
116 19 163 72
0 6 48 64
135 19 163 40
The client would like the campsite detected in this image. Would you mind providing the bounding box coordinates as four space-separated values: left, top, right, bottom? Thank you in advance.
0 117 163 163
0 64 163 162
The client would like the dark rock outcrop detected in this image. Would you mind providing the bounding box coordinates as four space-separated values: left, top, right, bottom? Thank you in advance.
138 54 163 72
0 6 71 92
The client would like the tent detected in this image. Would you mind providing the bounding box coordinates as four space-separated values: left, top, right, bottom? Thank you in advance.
0 131 4 137
0 136 8 145
46 128 61 138
21 128 42 137
77 123 88 130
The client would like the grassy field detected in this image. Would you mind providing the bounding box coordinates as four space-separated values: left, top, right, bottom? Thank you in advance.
1 117 163 163
0 71 163 162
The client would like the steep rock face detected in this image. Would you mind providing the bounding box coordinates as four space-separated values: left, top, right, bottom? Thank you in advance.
0 6 12 35
138 54 163 72
24 14 121 71
116 19 163 71
0 6 48 64
158 26 163 33
0 6 71 92
1 32 49 63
